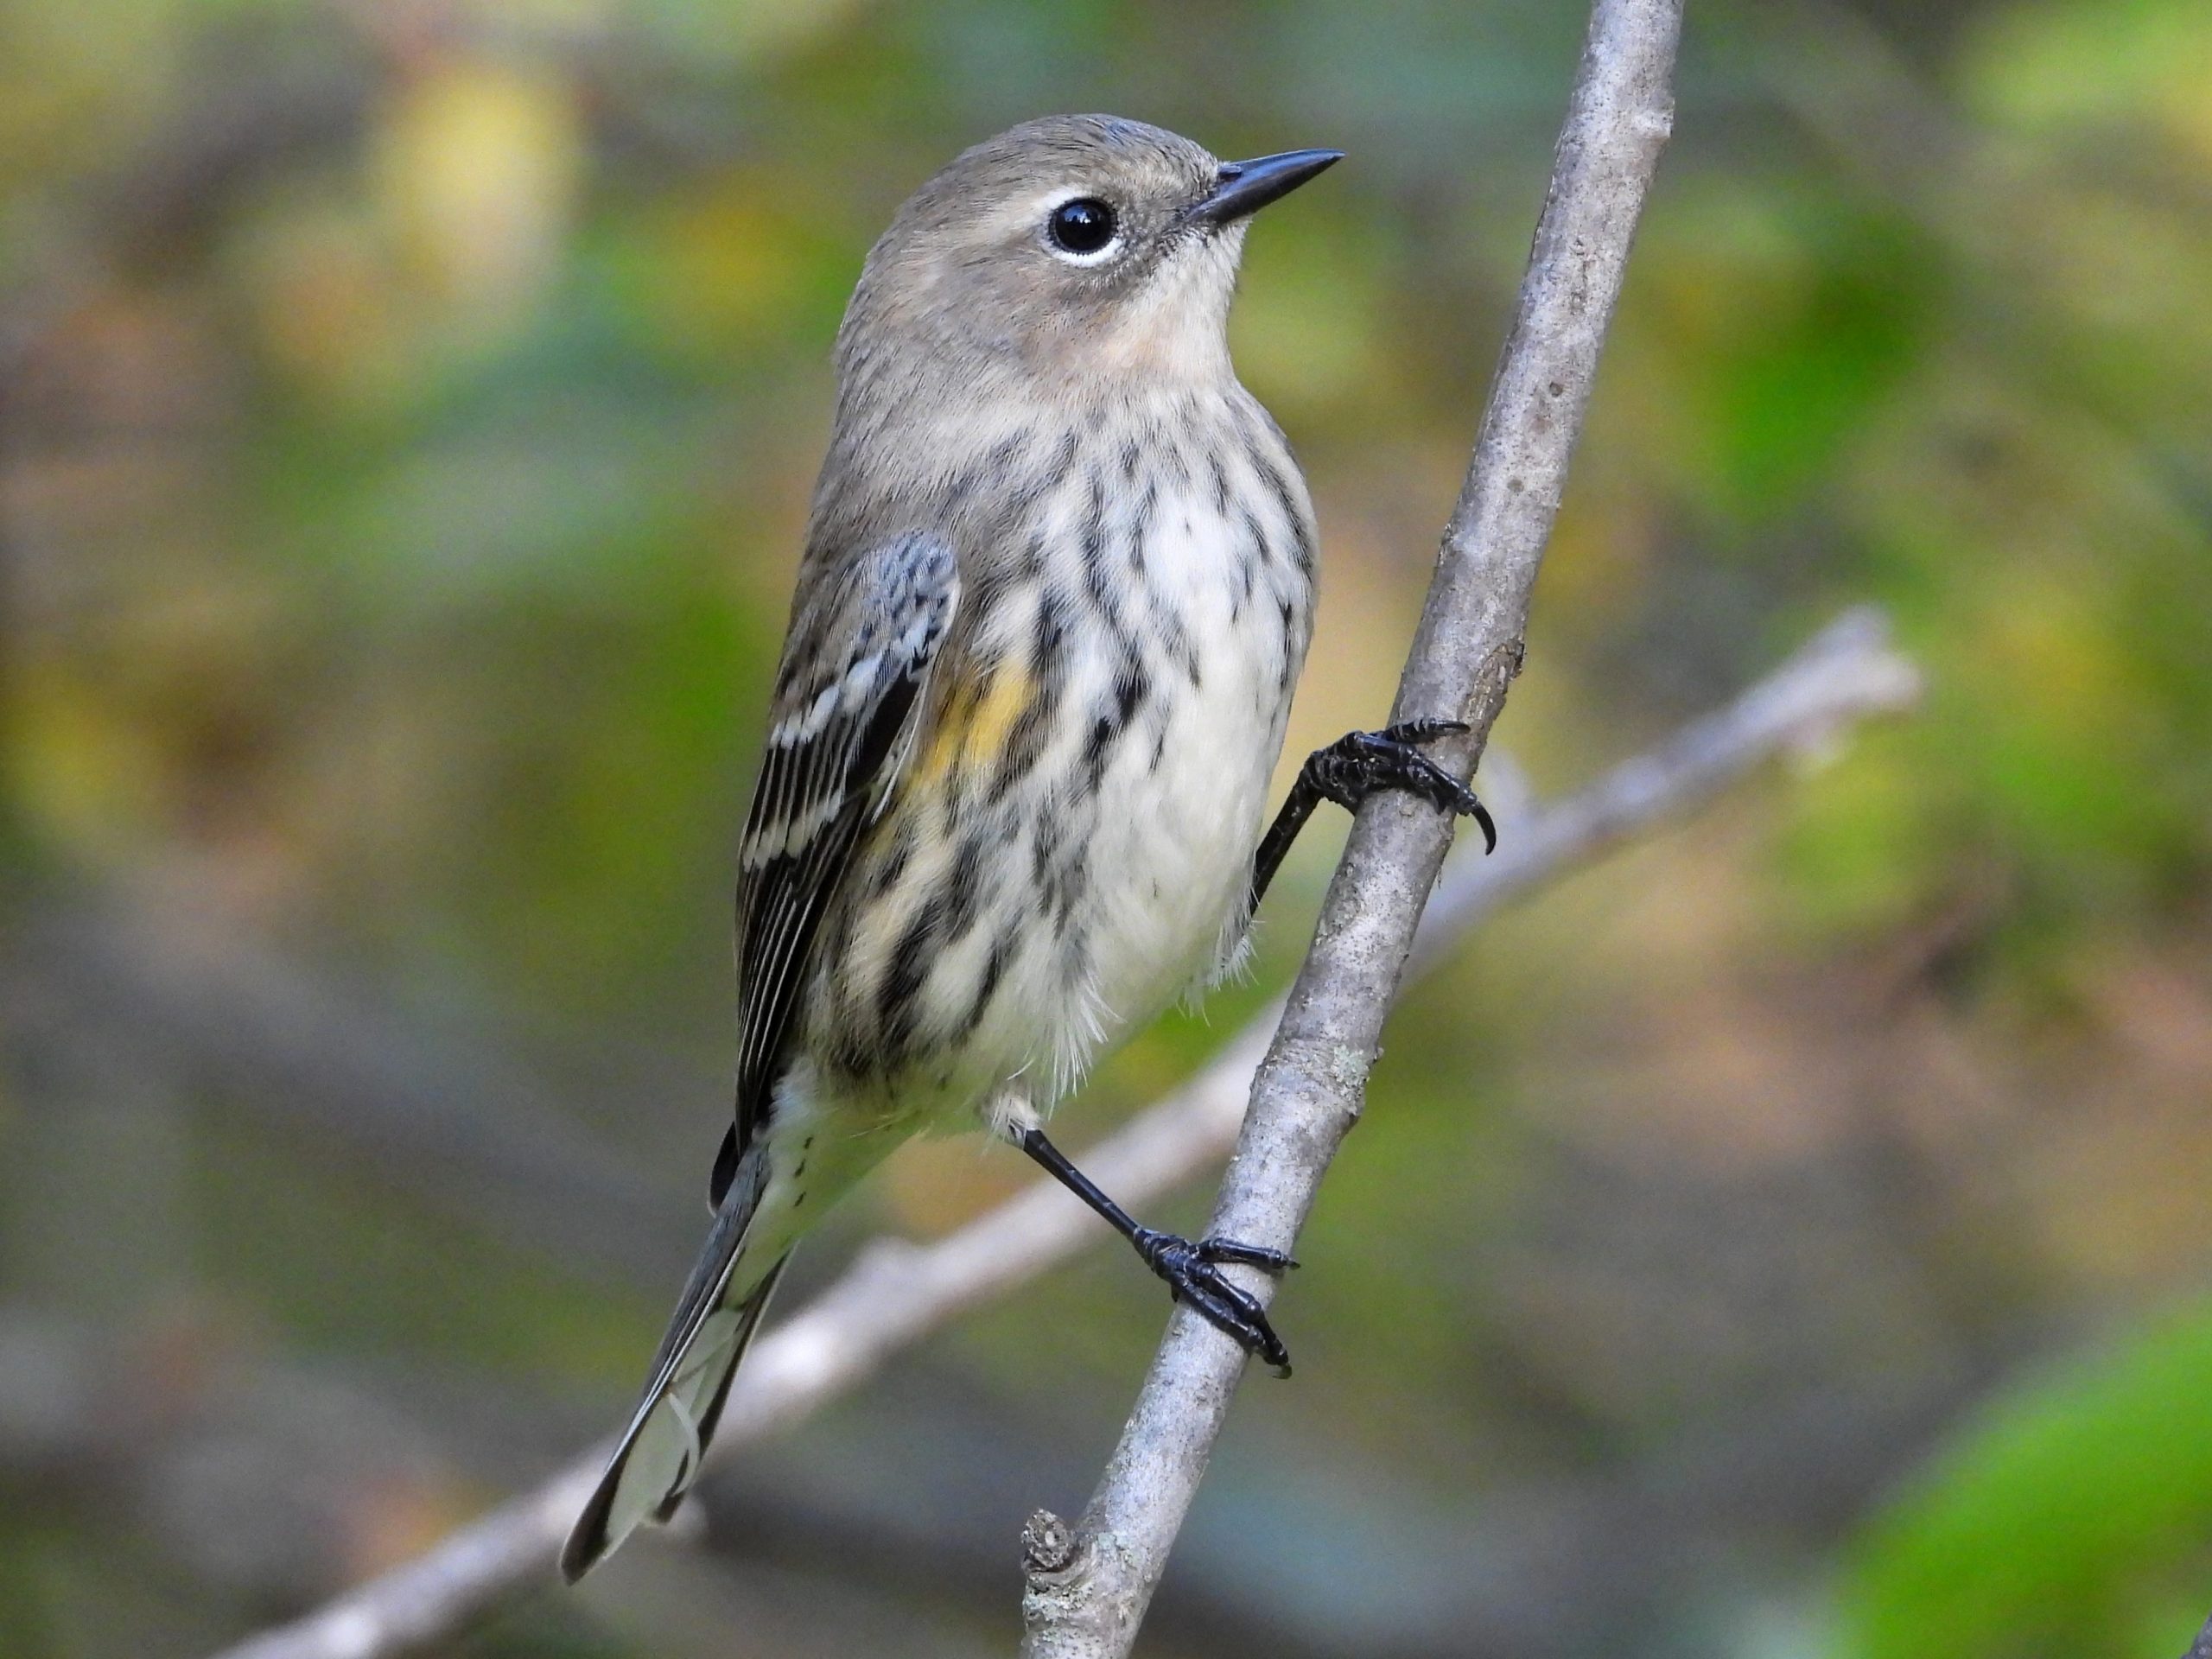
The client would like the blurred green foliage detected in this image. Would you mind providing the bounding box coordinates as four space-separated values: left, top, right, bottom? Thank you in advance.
1840 1305 2212 1659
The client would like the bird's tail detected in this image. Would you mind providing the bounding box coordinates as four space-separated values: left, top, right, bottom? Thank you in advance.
562 1144 789 1581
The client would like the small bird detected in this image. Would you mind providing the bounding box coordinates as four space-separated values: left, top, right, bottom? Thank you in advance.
562 114 1491 1580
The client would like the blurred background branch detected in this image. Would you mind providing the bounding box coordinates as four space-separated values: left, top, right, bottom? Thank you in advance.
3 899 701 1288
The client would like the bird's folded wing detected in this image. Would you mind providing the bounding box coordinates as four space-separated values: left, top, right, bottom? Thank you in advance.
723 531 959 1187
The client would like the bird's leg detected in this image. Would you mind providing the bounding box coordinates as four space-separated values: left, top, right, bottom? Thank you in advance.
1018 1127 1297 1376
1249 718 1497 912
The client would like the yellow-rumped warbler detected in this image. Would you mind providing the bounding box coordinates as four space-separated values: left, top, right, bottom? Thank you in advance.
563 114 1491 1580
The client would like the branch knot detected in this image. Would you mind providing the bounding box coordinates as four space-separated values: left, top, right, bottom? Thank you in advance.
1021 1510 1077 1576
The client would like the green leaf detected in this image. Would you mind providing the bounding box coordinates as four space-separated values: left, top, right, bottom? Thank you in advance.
1837 1305 2212 1658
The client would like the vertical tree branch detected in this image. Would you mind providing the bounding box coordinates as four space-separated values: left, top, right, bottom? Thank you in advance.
1018 3 1685 1652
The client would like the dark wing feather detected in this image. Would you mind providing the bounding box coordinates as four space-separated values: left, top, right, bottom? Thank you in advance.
718 531 958 1198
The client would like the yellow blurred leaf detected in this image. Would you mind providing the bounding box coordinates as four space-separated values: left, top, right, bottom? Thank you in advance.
373 55 582 327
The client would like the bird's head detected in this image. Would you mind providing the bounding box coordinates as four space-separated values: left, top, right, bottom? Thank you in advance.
837 115 1340 397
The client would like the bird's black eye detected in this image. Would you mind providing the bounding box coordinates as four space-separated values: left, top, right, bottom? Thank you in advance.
1047 197 1117 256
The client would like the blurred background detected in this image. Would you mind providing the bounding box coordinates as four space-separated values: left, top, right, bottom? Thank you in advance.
3 1 2210 1655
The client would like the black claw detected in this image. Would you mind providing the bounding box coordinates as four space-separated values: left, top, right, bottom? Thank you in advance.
1021 1130 1299 1376
1133 1229 1296 1376
1197 1236 1300 1272
1470 798 1498 855
1178 1277 1293 1376
1379 717 1468 743
1308 722 1497 854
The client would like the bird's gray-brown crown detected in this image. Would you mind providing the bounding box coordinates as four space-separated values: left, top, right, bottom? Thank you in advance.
836 115 1340 393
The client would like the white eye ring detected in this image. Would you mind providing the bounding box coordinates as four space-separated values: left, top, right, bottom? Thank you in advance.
1043 195 1122 266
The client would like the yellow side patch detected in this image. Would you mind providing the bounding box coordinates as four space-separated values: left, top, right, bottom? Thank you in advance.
914 662 1030 786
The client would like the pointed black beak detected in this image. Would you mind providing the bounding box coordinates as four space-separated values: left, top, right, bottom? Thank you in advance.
1188 148 1344 226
